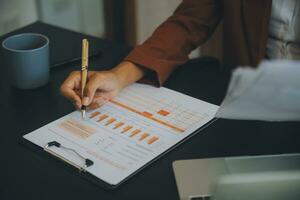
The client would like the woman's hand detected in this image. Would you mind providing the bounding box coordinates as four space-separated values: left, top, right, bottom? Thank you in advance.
60 61 146 110
60 70 122 109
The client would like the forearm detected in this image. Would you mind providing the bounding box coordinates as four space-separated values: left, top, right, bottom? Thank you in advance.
111 61 147 89
124 0 222 86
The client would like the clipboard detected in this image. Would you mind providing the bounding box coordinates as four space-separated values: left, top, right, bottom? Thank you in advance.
20 118 217 190
20 137 116 189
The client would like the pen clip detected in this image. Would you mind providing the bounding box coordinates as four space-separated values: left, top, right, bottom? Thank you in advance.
81 39 89 69
44 141 94 172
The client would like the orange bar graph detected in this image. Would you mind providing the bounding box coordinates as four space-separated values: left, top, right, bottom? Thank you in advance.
109 99 185 133
130 129 141 137
105 118 116 126
59 119 96 139
89 111 100 119
157 109 170 116
139 133 149 141
113 122 124 129
121 125 133 133
142 111 152 117
147 136 159 144
97 114 108 122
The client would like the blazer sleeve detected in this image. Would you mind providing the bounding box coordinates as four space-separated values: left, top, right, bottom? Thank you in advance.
124 0 223 86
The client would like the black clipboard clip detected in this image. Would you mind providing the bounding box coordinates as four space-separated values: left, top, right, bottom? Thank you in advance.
44 141 94 172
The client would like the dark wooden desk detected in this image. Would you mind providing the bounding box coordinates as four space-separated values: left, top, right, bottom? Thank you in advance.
0 22 299 200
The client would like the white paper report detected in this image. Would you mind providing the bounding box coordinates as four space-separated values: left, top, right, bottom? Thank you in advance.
23 83 219 185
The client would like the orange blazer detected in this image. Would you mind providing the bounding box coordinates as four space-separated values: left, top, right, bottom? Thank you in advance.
124 0 272 86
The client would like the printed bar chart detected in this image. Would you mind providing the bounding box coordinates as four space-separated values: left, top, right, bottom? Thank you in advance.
24 83 218 187
139 133 149 141
89 111 100 119
157 109 169 116
110 99 185 133
113 122 124 129
59 119 96 139
88 112 160 145
142 111 153 117
121 125 133 133
105 118 116 126
130 129 141 137
147 136 159 144
109 85 213 134
97 114 108 122
84 84 216 148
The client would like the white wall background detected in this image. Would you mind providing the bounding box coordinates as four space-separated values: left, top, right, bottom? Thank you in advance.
134 0 200 58
0 0 38 35
0 0 206 59
38 0 105 37
135 0 181 44
0 0 105 37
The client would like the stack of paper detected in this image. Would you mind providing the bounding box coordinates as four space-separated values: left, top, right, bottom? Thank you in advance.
216 60 300 121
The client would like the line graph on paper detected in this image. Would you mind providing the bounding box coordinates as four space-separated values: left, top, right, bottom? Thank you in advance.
111 85 210 133
106 84 210 133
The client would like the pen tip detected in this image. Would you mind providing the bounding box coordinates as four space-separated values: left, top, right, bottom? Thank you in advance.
81 110 86 119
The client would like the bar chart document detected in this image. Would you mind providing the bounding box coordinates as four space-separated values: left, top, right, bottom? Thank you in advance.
23 83 219 186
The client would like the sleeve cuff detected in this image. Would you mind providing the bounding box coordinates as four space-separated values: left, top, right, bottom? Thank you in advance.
124 46 186 87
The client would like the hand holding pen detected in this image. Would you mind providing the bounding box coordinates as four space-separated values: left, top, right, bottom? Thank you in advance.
60 47 147 114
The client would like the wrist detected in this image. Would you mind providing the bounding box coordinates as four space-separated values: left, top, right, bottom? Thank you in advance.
111 61 146 89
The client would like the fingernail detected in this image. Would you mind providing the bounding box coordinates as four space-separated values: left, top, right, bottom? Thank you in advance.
73 102 80 109
76 102 81 108
82 97 90 105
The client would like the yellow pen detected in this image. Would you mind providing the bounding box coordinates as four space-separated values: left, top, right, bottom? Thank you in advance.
81 39 89 119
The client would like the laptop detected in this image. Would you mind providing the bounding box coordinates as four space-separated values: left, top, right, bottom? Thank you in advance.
172 153 300 200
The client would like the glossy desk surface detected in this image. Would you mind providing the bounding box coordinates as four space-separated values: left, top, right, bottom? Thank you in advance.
0 22 299 200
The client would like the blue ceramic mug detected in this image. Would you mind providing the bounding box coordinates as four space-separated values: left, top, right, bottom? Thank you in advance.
2 33 50 89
